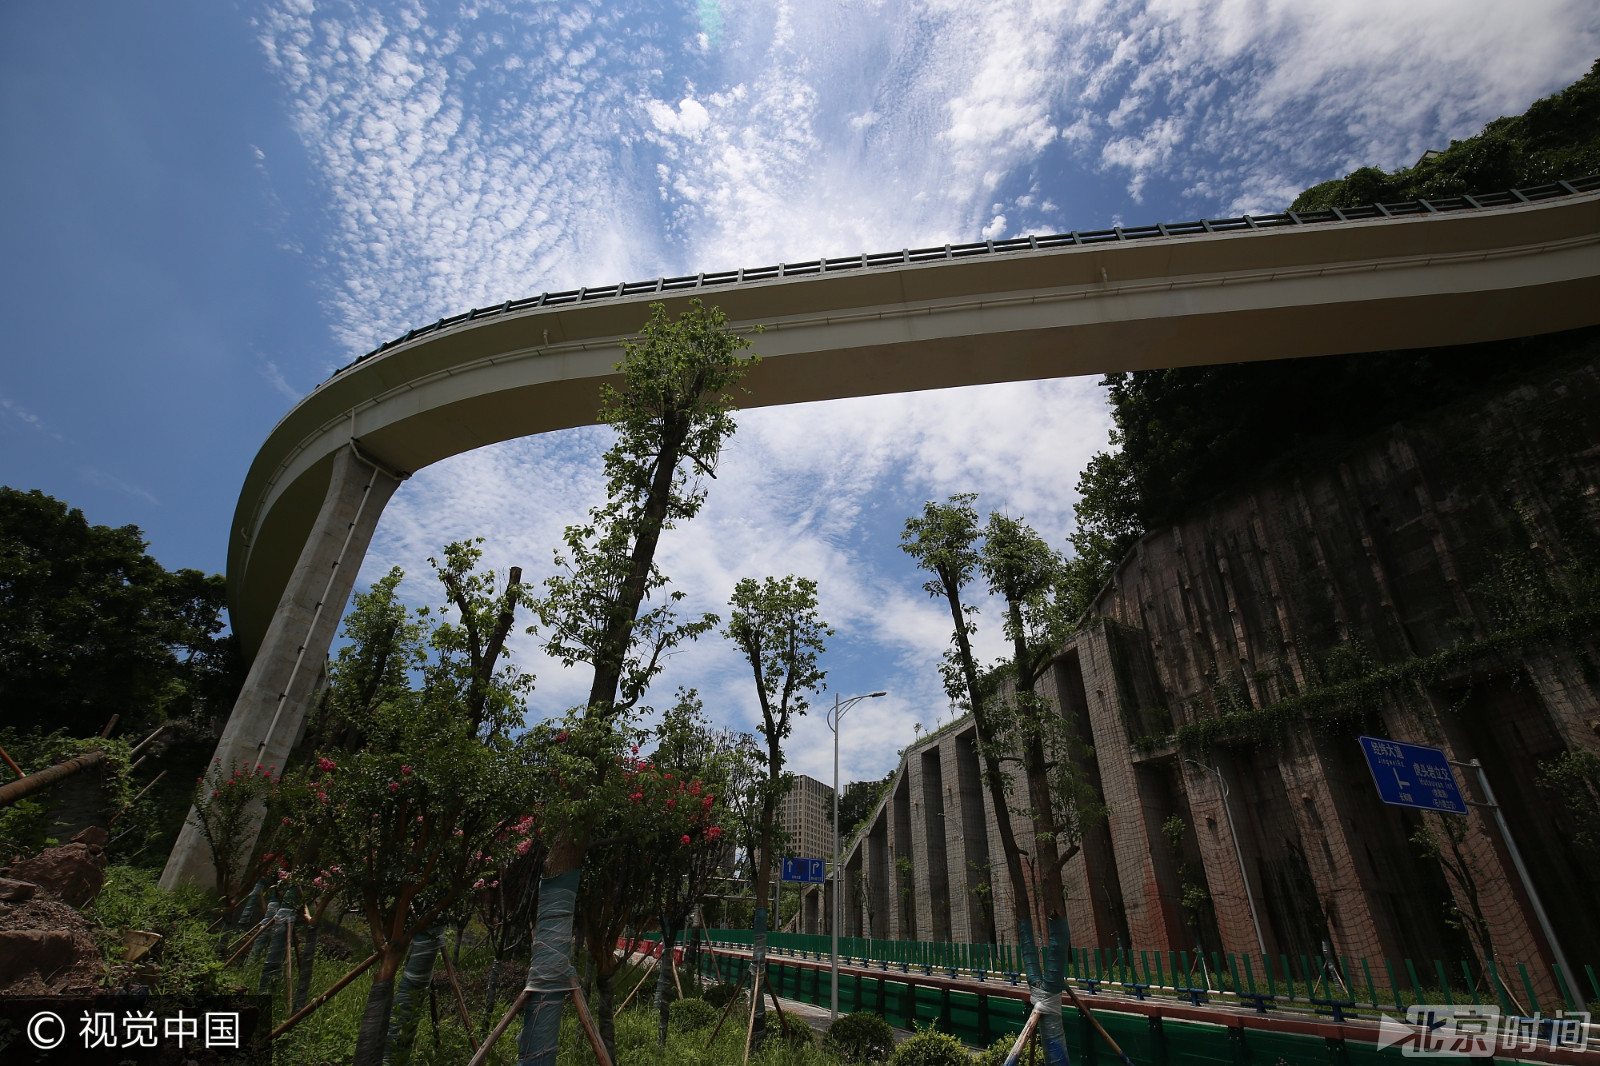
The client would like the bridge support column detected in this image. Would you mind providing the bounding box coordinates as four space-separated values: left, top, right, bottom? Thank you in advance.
162 444 403 892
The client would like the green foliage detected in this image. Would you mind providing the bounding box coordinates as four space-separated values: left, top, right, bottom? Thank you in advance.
885 1022 967 1066
836 774 893 842
1069 327 1600 618
0 729 138 863
0 486 242 738
88 865 230 994
822 1011 895 1063
704 982 746 1009
1538 748 1600 869
311 566 426 753
1291 60 1600 210
972 1034 1021 1066
671 996 721 1032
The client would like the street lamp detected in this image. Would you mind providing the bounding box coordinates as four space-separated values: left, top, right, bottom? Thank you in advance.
829 689 886 1022
1185 758 1268 959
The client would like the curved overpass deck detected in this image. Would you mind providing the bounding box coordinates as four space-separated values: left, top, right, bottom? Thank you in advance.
234 182 1600 657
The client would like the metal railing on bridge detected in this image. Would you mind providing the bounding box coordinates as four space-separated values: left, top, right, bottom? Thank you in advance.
337 173 1600 377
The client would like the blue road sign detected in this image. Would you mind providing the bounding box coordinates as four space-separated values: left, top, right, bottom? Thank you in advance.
781 857 827 883
1357 735 1468 815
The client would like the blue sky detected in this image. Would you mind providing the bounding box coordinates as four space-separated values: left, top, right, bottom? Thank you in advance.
3 0 1596 788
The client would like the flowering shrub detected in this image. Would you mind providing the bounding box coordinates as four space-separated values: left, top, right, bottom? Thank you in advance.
287 698 541 945
190 758 279 901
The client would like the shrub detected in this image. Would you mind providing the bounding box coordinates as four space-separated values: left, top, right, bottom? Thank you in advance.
972 1033 1022 1066
886 1022 968 1066
671 997 719 1032
770 1008 816 1048
704 982 745 1009
824 1011 896 1063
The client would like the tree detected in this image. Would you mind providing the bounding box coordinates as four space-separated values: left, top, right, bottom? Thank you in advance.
979 513 1106 937
0 487 242 738
901 496 1069 1066
1291 60 1599 211
725 574 831 1049
517 299 756 1066
293 699 541 1066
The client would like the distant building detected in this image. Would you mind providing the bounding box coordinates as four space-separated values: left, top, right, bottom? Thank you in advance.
779 773 835 934
780 773 835 864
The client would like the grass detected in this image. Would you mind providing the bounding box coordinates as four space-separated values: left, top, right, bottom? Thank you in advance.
238 951 860 1066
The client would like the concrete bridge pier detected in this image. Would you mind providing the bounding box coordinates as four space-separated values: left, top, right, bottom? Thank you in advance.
161 443 403 892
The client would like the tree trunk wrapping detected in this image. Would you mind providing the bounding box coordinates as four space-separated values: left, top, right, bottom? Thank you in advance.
259 892 294 992
295 920 319 1012
653 925 678 1046
384 922 445 1065
353 975 398 1066
254 889 283 973
481 952 502 1038
749 906 767 1049
1017 917 1072 1066
516 869 581 1066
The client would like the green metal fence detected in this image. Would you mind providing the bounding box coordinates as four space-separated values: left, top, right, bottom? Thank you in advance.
691 928 1599 1019
691 948 1499 1064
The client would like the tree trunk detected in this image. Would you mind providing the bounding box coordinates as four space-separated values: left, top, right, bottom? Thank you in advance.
351 945 407 1066
942 574 1069 1065
480 951 502 1039
595 967 617 1063
384 923 444 1066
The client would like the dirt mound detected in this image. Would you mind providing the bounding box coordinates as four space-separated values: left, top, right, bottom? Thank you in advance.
0 896 103 994
6 832 109 907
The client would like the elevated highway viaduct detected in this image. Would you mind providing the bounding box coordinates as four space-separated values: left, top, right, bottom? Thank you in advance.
164 181 1600 888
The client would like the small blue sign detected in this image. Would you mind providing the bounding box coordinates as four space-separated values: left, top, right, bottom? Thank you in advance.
781 857 827 883
1357 736 1468 815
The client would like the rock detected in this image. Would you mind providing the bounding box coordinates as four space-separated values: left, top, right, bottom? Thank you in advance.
69 826 108 847
0 877 38 901
7 841 108 907
0 930 83 987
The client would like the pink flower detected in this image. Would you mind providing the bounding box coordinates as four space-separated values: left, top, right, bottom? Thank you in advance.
555 730 569 743
680 834 691 846
317 791 329 804
666 799 677 809
702 796 714 811
317 757 337 772
706 826 723 841
630 792 643 803
282 817 291 825
389 781 400 792
516 840 533 856
211 789 220 798
401 765 412 775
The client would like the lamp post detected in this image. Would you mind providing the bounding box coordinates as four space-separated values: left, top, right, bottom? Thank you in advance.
830 689 886 1022
1185 758 1268 958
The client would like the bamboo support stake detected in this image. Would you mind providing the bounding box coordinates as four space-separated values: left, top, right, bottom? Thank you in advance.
110 770 166 826
761 967 792 1039
617 953 658 1012
705 958 754 1048
222 920 270 968
468 989 530 1066
270 953 379 1040
440 946 480 1051
741 968 760 1066
0 742 23 780
1061 981 1135 1066
100 714 119 738
571 980 614 1066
